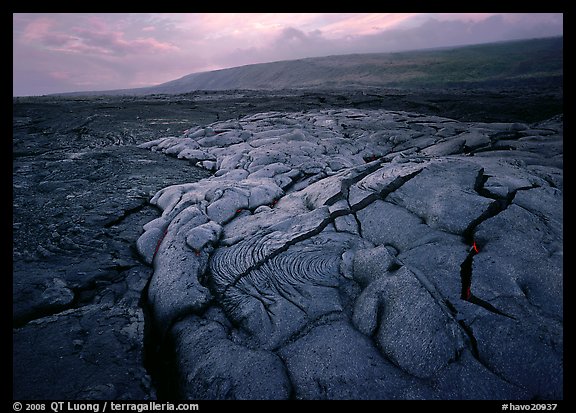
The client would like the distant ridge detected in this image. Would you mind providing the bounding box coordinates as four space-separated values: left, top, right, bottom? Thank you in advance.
57 36 562 96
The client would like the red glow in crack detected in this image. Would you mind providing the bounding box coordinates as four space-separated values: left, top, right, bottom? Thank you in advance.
472 241 479 254
465 287 472 300
153 229 168 260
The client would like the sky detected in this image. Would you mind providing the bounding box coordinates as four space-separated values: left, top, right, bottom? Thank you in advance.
13 13 563 96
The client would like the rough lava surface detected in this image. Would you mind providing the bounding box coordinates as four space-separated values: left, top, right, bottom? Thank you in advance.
137 108 562 400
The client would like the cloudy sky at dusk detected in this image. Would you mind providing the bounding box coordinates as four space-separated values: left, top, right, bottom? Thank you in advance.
13 13 563 96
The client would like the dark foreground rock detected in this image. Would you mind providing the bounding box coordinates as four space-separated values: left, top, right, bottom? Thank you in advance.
12 144 211 399
12 98 214 399
139 109 562 400
13 89 562 400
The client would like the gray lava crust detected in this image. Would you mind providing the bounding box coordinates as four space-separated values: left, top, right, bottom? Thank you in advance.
138 108 562 400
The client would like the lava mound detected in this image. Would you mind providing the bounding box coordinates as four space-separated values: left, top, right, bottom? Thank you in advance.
138 109 562 400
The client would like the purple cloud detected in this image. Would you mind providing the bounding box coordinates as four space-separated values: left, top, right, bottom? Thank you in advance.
69 28 178 55
18 14 178 57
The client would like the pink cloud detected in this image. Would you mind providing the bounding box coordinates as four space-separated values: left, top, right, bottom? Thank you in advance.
19 15 179 56
70 28 179 55
22 17 54 42
319 13 420 37
175 13 421 40
434 13 500 22
49 70 70 80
